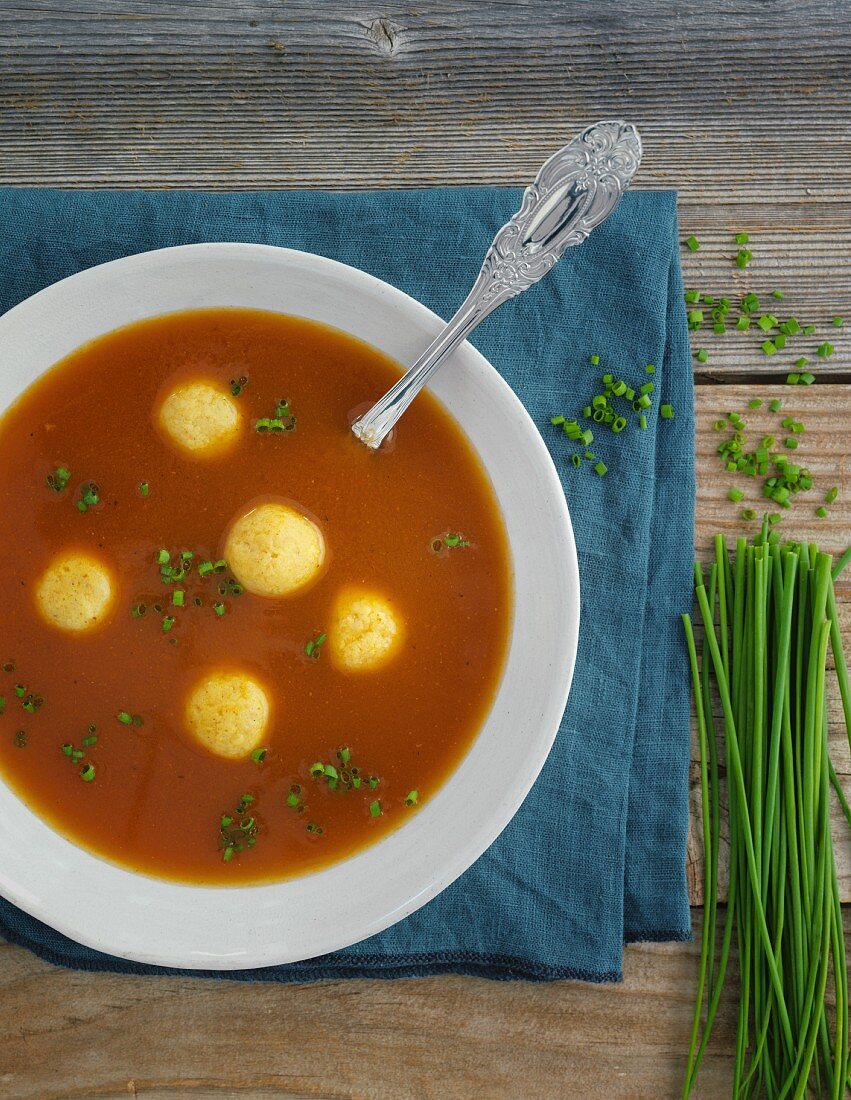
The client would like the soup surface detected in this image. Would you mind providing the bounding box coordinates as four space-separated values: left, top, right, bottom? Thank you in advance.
0 309 512 883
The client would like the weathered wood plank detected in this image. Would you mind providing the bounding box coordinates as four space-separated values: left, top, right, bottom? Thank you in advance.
0 911 736 1100
0 0 849 225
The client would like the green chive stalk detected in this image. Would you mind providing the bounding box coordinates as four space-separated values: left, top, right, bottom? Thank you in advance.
682 530 851 1097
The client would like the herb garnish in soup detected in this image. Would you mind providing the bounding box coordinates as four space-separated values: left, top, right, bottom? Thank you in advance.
0 309 511 883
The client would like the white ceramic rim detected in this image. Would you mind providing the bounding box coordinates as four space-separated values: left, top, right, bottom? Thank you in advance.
0 244 579 968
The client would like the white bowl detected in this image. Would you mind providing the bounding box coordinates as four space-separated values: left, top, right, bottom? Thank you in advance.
0 244 579 968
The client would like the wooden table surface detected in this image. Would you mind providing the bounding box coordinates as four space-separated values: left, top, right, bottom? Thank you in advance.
1 2 849 1096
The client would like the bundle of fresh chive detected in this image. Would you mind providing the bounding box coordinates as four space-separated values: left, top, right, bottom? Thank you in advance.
682 521 851 1097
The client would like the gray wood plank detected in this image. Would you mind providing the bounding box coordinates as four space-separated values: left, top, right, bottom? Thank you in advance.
0 0 849 223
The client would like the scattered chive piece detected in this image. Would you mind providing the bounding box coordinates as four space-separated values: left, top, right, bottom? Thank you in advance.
157 549 170 565
645 364 655 374
728 487 745 502
638 415 648 430
590 354 599 365
369 799 382 818
251 747 267 764
14 684 25 698
162 615 176 632
405 790 419 806
660 404 674 419
817 342 834 358
79 763 95 782
734 232 749 245
594 461 607 477
799 372 815 385
138 481 150 497
116 711 132 725
770 398 782 412
696 348 708 363
82 734 97 747
214 603 226 617
684 290 701 304
761 341 776 356
785 373 799 385
747 399 762 409
570 453 581 468
832 315 843 327
171 590 185 607
825 486 838 504
46 464 72 493
803 323 816 334
735 249 752 269
740 508 756 521
230 374 249 397
770 289 784 299
735 315 750 330
684 235 700 251
785 437 798 449
815 505 828 518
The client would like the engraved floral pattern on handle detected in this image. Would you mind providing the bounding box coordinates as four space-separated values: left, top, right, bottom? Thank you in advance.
471 120 643 314
352 120 642 449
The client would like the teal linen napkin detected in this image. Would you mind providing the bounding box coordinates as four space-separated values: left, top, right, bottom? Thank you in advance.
0 187 694 981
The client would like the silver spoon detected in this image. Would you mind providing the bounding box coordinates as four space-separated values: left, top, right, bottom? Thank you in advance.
352 119 643 450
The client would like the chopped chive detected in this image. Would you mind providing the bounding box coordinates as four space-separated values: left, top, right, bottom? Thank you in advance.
660 404 674 419
734 232 749 245
79 763 95 782
825 486 838 504
82 734 97 747
785 437 798 450
405 790 419 806
171 590 185 607
771 289 784 299
735 249 752 269
369 799 382 817
799 372 815 385
251 747 267 764
816 505 828 518
162 615 176 632
761 340 776 356
747 399 762 409
831 315 843 327
116 711 132 725
696 348 708 363
728 487 745 502
590 354 599 365
735 315 750 330
645 364 655 374
594 460 608 477
684 235 700 251
741 508 757 521
817 342 834 358
157 549 170 565
213 603 226 617
769 399 782 413
138 481 150 497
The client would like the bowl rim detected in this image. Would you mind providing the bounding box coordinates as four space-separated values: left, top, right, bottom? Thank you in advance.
0 243 580 968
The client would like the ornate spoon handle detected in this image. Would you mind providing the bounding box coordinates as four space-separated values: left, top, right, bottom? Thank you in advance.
352 119 642 449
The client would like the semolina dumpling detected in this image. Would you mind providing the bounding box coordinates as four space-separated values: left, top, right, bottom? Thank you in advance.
224 501 325 598
157 379 241 455
185 671 270 760
35 551 115 633
329 589 403 672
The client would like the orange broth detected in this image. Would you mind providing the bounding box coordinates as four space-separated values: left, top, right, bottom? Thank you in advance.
0 309 512 883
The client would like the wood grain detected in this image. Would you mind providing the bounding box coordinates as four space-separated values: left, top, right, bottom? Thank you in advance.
0 910 740 1100
0 0 847 221
1 2 851 1097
